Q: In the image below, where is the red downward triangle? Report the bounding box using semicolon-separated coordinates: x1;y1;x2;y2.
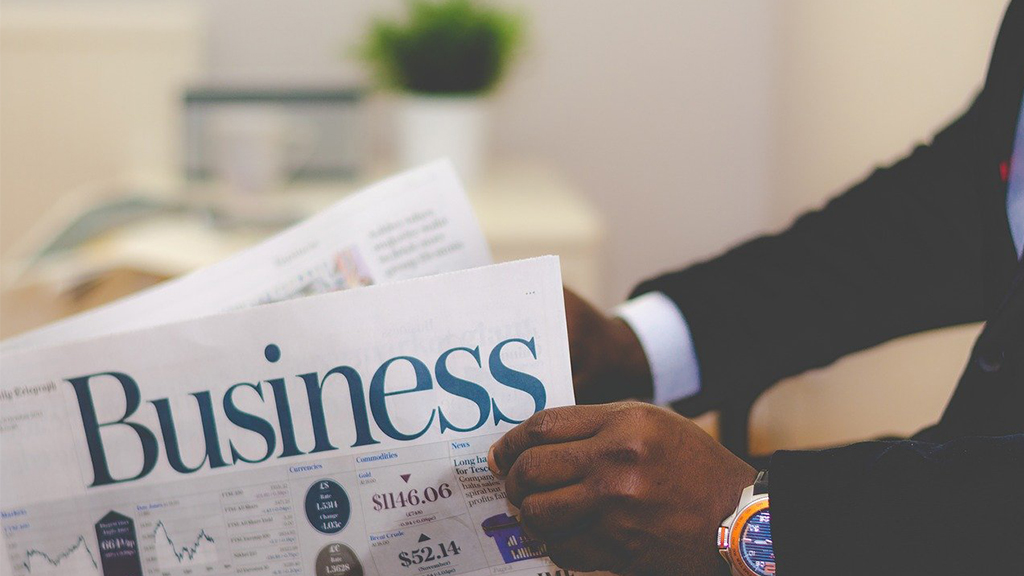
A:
400;474;412;483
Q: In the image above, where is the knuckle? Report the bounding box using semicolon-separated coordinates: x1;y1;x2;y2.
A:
617;400;653;422
604;438;646;465
592;473;619;504
595;468;645;505
526;410;558;442
609;402;668;442
516;449;540;479
505;457;537;507
614;469;647;503
491;440;511;472
518;497;548;534
518;496;540;520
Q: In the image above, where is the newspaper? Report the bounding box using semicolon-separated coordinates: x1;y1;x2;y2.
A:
0;257;578;576
1;160;491;353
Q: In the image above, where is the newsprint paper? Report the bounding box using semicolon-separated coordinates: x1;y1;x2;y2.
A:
1;160;492;353
0;256;579;576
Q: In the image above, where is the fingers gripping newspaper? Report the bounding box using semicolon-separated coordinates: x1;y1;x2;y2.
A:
0;163;593;576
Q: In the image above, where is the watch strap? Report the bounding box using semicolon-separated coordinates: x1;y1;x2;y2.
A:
753;469;769;496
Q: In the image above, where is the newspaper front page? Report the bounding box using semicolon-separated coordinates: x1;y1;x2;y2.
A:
1;257;578;576
1;160;491;353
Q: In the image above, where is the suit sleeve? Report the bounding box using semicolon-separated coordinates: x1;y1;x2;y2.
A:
632;97;989;415
769;433;1024;575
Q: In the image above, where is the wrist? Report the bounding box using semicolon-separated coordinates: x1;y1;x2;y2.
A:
605;317;654;400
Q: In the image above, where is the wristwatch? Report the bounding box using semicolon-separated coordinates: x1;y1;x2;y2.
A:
717;469;775;576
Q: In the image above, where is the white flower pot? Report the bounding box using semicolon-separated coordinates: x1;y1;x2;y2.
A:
397;94;488;184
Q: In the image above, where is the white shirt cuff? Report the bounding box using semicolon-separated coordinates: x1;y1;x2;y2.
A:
614;292;702;406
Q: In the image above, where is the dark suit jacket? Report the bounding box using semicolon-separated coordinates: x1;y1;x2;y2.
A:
632;3;1024;574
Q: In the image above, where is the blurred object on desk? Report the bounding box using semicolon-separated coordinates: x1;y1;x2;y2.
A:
0;162;605;339
184;83;368;192
0;2;205;259
2;182;304;293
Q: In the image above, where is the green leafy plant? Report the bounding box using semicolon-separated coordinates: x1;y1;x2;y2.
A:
360;0;524;95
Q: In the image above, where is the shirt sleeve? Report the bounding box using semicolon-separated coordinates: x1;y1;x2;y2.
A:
614;291;702;405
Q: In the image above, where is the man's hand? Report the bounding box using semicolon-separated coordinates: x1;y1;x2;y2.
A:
488;402;756;576
565;289;653;403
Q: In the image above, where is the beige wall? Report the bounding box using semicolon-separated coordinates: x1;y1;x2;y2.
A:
489;1;777;302
197;0;779;302
0;3;203;258
773;0;1006;224
752;0;1007;451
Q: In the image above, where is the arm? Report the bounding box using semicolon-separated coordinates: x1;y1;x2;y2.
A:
771;433;1024;575
634;99;989;414
570;100;992;411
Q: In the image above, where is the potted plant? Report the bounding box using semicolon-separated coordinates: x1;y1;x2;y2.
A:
360;0;523;183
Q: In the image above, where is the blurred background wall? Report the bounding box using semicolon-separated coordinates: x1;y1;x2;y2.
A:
755;0;1006;451
0;3;203;255
0;0;1011;451
196;0;1006;298
201;0;777;303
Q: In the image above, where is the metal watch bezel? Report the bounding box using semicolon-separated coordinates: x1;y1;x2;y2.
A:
718;485;771;576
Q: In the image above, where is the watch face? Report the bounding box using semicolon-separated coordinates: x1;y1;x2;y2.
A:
738;508;775;575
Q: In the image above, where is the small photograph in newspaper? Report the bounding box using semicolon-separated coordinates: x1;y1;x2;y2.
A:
0;257;581;576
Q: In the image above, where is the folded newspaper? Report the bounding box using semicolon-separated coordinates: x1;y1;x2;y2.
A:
0;163;586;576
1;161;492;353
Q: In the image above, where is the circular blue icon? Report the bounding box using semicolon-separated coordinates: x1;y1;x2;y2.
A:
264;344;281;363
305;479;351;534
